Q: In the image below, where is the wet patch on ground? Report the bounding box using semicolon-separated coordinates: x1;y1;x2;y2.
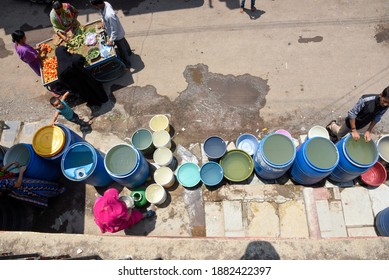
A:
298;36;323;43
375;23;389;45
94;63;269;147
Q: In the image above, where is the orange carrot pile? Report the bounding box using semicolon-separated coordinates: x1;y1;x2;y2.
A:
42;56;57;83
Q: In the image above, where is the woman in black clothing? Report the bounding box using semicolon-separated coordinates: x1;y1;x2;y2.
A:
55;46;108;106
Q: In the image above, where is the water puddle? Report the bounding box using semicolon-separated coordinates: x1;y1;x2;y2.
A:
375;24;389;44
298;36;323;43
99;63;269;146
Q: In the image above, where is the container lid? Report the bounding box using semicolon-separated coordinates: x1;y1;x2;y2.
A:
32;125;65;157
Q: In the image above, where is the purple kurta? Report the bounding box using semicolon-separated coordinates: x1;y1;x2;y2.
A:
15;43;41;76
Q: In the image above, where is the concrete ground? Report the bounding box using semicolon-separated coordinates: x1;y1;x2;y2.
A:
1;0;389;259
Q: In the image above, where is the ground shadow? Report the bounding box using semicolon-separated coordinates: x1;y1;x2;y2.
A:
1;0;206;35
240;241;280;260
129;54;145;75
31;176;86;234
243;8;265;20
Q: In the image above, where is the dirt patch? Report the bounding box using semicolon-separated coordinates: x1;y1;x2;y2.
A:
375;23;389;45
93;63;270;147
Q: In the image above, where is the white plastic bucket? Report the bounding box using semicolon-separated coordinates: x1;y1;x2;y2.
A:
149;115;170;132
153;147;173;167
308;125;330;140
152;130;171;149
377;134;389;164
145;183;167;205
154;166;175;188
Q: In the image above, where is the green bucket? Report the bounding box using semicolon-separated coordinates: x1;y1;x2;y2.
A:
220;149;254;182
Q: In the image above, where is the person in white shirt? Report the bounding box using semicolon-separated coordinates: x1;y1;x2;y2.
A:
90;0;133;68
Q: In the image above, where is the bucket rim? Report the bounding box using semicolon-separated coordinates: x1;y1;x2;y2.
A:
3;143;31;173
343;134;379;167
203;135;227;159
307;125;330;140
259;133;296;167
154;166;174;185
236;133;258;156
104;143;141;177
177;162;201;188
377;134;389;163
145;183;167;204
153;147;173;166
200;161;224;186
61;142;98;181
220;149;254;182
149;114;169;132
131;128;153;151
302;136;340;172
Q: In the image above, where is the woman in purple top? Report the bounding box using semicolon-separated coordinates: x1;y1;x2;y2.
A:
12;30;44;76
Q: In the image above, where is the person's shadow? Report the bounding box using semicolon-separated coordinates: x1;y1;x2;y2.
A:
240;241;280;260
129;54;145;75
242;8;266;20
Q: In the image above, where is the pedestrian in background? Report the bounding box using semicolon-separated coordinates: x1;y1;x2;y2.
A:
327;86;389;142
240;0;256;13
90;0;133;68
11;30;45;76
50;1;80;43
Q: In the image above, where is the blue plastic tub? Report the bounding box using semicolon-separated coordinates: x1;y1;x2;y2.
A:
3;143;61;181
328;134;378;183
200;161;224;187
375;207;389;236
177;162;201;188
104;143;150;188
236;133;258;156
203;136;227;160
254;133;296;180
290;137;339;185
61;142;113;187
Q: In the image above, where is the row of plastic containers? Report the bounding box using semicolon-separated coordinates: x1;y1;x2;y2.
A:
200;131;386;186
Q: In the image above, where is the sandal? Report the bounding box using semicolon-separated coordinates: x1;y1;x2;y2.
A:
251;6;256;12
145;210;156;218
326;120;337;130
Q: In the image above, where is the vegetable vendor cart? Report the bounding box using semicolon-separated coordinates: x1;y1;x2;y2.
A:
39;19;125;94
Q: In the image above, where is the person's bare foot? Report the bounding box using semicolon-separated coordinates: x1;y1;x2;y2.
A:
240;7;244;13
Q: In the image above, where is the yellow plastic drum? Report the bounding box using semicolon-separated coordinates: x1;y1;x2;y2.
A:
149;114;170;132
32;125;66;157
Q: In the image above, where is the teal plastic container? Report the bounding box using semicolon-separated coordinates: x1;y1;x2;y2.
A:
200;161;224;187
177;162;201;188
131;128;155;155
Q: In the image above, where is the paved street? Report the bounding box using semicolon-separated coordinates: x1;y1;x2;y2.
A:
0;0;389;259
